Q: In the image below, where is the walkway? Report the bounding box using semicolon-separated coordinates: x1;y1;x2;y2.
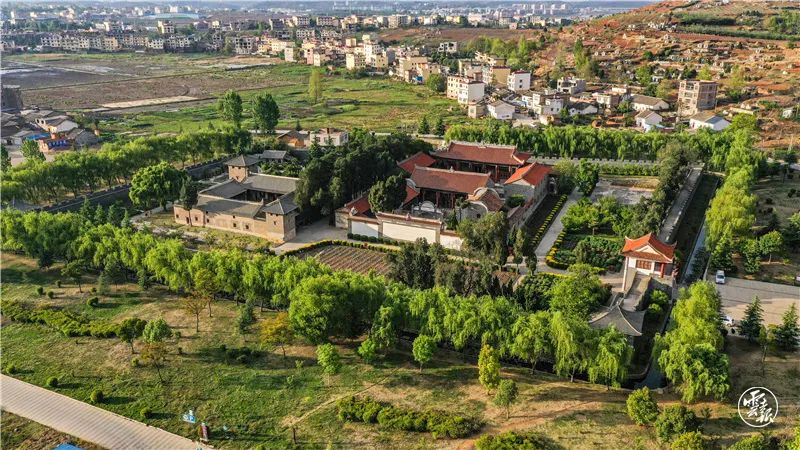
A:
0;375;204;450
658;166;702;244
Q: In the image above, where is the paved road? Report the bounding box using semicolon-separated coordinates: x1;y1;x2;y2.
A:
1;375;205;450
712;277;800;326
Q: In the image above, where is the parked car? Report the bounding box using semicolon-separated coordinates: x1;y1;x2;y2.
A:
715;270;726;284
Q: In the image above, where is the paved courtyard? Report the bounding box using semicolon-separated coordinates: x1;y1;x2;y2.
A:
589;179;653;205
710;276;800;326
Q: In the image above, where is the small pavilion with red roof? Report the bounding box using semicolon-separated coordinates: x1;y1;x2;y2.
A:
620;233;676;291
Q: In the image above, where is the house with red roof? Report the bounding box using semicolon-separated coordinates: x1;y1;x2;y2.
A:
433;141;529;182
620;233;676;291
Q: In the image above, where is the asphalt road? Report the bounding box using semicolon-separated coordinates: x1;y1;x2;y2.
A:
0;375;206;450
712;276;800;326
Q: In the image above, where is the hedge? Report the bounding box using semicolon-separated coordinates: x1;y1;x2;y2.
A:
476;431;561;450
530;195;568;249
1;300;120;338
545;231;570;270
336;395;482;439
347;233;402;246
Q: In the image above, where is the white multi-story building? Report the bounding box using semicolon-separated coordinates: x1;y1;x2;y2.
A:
446;76;485;106
346;52;366;70
507;70;531;92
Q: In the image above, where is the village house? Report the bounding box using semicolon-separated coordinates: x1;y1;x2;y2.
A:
678;80;718;116
309;128;349;146
689;111;730;131
173;156;300;242
507;70;531;92
631;94;669;112
446;76;485;106
635;110;663;131
557;76;587;95
487;100;515;120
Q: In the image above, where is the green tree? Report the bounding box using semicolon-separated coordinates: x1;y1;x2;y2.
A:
671;431;708;450
635;64;653;87
129;162;186;210
308;69;323;104
549;264;604;320
783;212;800;248
655;79;673;100
773;303;799;352
141;342;168;384
626;387;659;426
742;238;762;274
192;267;218;318
654;406;700;443
316;343;341;375
178;179;198;224
118;318;147;353
252;92;280;133
181;295;206;332
368;174;407;213
60;259;86;292
236;303;255;334
142;318;172;344
758;230;783;263
588;326;632;389
493;379;519;419
217;90;243;128
260;312;294;358
738;297;763;343
698;65;713;81
510;311;551;375
417;116;431;134
357;338;378;363
726;65;746;102
20;140;45;162
425;73;446;93
412;335;436;371
478;344;501;394
727;434;773;450
0;144;10;171
433;116;446;136
458;212;509;264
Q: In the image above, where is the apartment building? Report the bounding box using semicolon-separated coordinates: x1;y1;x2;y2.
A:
292;16;311;27
446;76;486;106
507;70;531;92
157;20;175;34
317;16;339;27
346;52;366;70
678;80;718;116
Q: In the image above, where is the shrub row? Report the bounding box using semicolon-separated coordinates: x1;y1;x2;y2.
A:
347;233;402;246
476;431;561;450
545;231;570;270
530;195;568;249
1;300;119;338
336;395;482;439
281;239;400;257
597;163;659;177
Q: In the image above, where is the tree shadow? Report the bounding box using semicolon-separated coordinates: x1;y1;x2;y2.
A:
104;396;135;406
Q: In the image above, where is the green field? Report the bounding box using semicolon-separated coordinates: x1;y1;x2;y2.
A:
103;65;471;134
2;253;798;449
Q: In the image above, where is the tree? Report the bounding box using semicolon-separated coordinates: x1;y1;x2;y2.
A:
129;162;186;210
655;79;673;100
742;238;761;274
478;344;501;394
726;65;746;102
236;303;255;334
178;179;198;224
96;271;110;295
316;343;341;375
783;212;800;248
758;231;783;263
367;174;407;213
698;65;712;81
671;432;708;450
773;303;799;352
549;264;604;320
739;297;763;343
357;338;378;363
217;90;243;128
141;342;168;384
433;116;445;136
510;311;551;374
588;326;632;389
61;259;86;292
252;92;280;133
308;69;323;104
20;140;45;162
412;335;436;371
118;318;147;354
137;267;152;291
0;144;10;171
425;73;446;93
417;116;431;134
389;238;444;289
193;267;218;318
626;387;659;426
654;406;700;443
635;64;653;87
142;318;172;344
493;379;519;419
727;434;774;450
260;312;294;358
181;295;206;332
458;212;509;264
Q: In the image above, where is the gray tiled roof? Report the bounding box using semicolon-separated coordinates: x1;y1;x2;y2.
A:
262;192;298;215
260;150;288;160
588;304;645;337
241;174;298;195
224;154;261;167
200;179;248;199
196;195;263;217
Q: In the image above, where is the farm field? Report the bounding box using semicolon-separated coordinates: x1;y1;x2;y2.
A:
4;53;470;134
298;245;392;276
2;253;797;449
1;411;104;450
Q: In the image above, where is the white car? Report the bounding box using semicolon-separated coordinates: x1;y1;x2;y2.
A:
715;270;726;284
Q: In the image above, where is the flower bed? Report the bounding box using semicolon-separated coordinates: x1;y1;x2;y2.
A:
530;195;568;248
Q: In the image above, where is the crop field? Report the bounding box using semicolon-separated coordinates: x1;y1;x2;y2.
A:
298;244;392;276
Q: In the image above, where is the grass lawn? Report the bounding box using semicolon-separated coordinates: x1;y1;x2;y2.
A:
1;411;105;450
2;253;797;449
89;63;474;135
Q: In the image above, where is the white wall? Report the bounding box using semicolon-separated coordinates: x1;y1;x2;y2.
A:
351;220;379;237
440;233;463;251
382;221;437;243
